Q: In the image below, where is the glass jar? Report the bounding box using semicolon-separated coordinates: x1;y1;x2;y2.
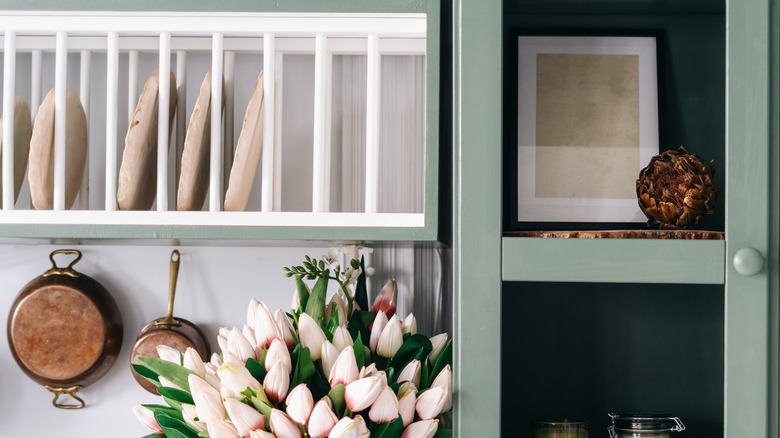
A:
607;413;685;438
531;420;588;438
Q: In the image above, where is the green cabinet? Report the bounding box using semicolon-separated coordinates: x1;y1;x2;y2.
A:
453;0;778;437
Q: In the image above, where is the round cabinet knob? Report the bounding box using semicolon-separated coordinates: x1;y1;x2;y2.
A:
733;247;764;276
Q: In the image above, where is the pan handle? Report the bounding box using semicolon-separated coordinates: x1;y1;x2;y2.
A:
43;249;82;278
160;250;181;326
45;385;85;409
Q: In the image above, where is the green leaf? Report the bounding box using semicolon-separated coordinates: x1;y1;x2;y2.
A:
326;304;340;339
136;357;196;393
154;411;200;438
353;332;365;369
305;272;330;327
355;256;369;311
157;387;194;405
433;429;453;438
429;339;453;388
142;404;184;422
163;396;184;411
142;434;161;438
250;395;273;418
348;310;371;349
198;431;210;438
290;346;316;390
371;416;404;438
309;367;332;402
420;355;431;389
131;363;161;386
389;334;433;371
246;357;267;383
328;383;346;417
295;276;310;311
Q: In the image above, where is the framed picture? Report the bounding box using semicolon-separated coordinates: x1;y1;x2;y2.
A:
505;30;663;230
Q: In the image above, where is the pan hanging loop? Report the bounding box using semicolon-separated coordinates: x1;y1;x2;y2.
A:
43;249;82;278
45;385;85;409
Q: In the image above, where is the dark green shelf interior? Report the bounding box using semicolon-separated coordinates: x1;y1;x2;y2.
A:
503;3;726;231
502;282;724;438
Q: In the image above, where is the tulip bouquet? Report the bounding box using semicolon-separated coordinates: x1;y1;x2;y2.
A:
132;247;453;438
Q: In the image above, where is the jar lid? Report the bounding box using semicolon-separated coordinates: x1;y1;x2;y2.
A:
609;413;686;432
532;419;588;429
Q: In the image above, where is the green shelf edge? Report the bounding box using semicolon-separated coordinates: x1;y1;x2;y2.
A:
502;236;726;284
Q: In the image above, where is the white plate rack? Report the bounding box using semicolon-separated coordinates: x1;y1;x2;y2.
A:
0;11;434;237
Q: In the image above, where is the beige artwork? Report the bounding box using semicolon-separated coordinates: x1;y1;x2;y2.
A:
535;53;639;199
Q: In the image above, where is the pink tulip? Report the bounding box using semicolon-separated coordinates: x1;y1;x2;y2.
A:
217;362;255;394
326;293;348;326
275;309;297;351
328;417;358;438
207;419;241;438
249;430;278;438
328;346;359;388
132;405;163;435
359;363;379;379
247;299;260;325
243;324;258;349
183;347;206;377
431;364;453;412
269;409;302;438
254;301;281;350
320;341;341;377
332;326;353;352
307;399;338;438
415;387;446;420
156;345;181;364
402;313;417;335
265;338;292;372
396;359;422;388
194;390;227;423
225;398;266;438
368;385;399;423
285;383;314;424
182;403;207;432
369;310;388;353
353;415;371;438
189;374;220;403
372;279;397;318
218;327;230;354
377;315;404;358
263;360;290;404
428;334;448;364
401;419;439;438
345;375;385;412
397;382;417;427
298;313;328;361
228;327;257;363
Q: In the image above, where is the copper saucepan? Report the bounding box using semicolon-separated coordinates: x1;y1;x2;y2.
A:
7;249;123;409
130;249;211;393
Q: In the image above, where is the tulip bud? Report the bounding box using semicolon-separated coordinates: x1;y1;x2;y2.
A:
402;313;417;335
263;360;291;404
298;313;328;361
182;403;207;432
285;383;314;424
397;383;417;427
372;279;397;318
431;364;453;412
247;299;260;326
249;430;277;438
183;347;206;377
195;390;227;423
326;293;348;327
132;405;163;435
369;310;388;353
368;385;399;423
401;419;439;438
265;338;292;372
359;363;379;379
332;326;353;352
415;387;446;420
344;375;385;412
228;327;257;363
254;301;281;350
397;359;422;388
218;361;254;394
377;315;404;358
320;341;340;378
156;345;181;364
189;373;219;401
210;352;223;368
353;415;371;438
275;309;297;351
207;419;241;438
269;409;302;438
225;398;266;438
428;333;448;364
243;324;258;348
328;346;359;388
308;398;339;438
329;417;358;438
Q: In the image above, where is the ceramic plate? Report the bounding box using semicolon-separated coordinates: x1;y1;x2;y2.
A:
177;69;214;211
0;96;32;204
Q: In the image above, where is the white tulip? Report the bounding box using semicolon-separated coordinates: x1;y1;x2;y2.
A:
377;315;404;358
332;326;354;352
369;310;388;353
298;313;328;361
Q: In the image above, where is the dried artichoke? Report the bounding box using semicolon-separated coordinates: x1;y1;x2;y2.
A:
636;146;718;229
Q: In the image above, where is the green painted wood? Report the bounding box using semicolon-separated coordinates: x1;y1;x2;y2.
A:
724;0;778;437
0;0;427;13
452;0;503;436
502;237;725;284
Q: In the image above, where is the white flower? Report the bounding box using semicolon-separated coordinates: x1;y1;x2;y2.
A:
377;315;404;358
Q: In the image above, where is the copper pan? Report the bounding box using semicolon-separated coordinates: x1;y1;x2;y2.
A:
7;249;123;409
130;250;211;393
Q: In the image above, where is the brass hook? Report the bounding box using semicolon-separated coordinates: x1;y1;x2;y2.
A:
45;385;85;409
43;249;82;278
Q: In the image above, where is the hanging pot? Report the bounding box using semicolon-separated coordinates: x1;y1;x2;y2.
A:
130;249;211;393
7;249;123;409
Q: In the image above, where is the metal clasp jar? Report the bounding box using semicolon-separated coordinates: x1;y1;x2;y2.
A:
607;413;685;438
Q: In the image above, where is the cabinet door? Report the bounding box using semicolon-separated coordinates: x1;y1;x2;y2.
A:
724;0;779;436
